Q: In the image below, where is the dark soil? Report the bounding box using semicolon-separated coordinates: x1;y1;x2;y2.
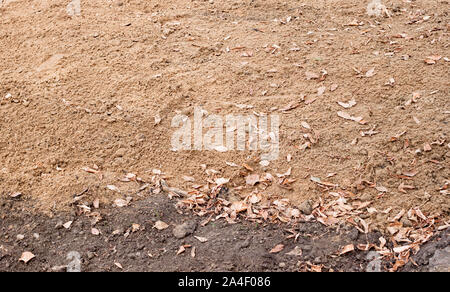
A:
0;193;446;272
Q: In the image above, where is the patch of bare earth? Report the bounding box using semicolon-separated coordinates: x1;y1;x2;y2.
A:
0;0;448;271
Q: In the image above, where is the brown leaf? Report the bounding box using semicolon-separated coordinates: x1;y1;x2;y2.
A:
317;86;326;96
10;192;22;199
339;244;355;255
398;183;415;193
337;99;356;109
305;71;319;80
194;236;208;243
114;262;123;269
246;174;260;186
365;68;375;77
270;244;285;254
304;96;317;105
154;220;169;230
63;221;73;229
177;246;186;255
19;252;35;264
337;111;364;123
286;246;303;256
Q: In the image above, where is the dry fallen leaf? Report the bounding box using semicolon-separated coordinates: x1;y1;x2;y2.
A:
304;96;317;105
19;251;35;264
270;244;285;254
249;194;261;204
82;167;99;174
63;221;73;229
339;244;355;255
425;55;441;64
177;246;186;255
317;86;326;96
154;114;162;125
114;262;123;269
10;192;22;199
114;198;128;208
215;178;230;186
131;224;140;233
337;99;356;109
246;174;260;186
106;185;121;193
337;111;364;123
301;121;311;129
305;71;319;80
365;68;375;77
154;220;169;230
286;246;303;256
194;236;208;243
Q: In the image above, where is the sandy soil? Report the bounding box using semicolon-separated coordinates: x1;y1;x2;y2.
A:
0;0;448;271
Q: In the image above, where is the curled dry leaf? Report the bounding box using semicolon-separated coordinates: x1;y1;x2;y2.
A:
398;183;415;193
359;218;369;234
337;99;356;109
10;192;22;199
425;55;441;65
82;167;99;174
114;262;123;270
19;251;35;264
154;114;162;125
280;101;299;112
246;174;260;186
337;111;364;123
304;95;317;105
339;244;355;255
177;246;186;255
194;236;208;243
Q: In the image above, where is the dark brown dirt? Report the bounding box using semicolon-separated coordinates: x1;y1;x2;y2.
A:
0;193;446;272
